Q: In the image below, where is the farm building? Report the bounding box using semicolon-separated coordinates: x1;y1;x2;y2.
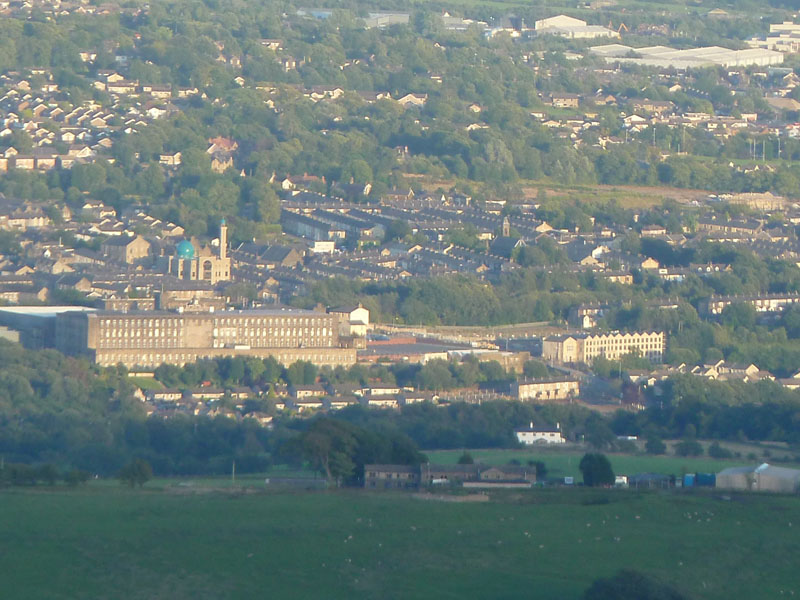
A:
716;463;800;493
363;464;536;489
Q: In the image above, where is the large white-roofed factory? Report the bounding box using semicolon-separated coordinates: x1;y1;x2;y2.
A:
534;14;620;39
590;43;784;68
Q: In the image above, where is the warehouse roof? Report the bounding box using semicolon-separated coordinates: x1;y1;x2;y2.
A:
590;44;784;68
719;463;800;479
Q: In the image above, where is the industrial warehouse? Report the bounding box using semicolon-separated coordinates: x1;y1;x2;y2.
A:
590;43;784;68
1;306;358;369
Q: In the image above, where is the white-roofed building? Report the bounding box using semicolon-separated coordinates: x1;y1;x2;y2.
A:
590;44;784;68
535;14;619;39
717;463;800;493
748;21;800;53
535;14;586;29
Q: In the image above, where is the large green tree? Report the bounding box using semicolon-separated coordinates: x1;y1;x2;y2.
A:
118;459;153;488
579;453;614;487
288;418;425;485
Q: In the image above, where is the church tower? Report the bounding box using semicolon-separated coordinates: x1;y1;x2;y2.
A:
502;216;510;237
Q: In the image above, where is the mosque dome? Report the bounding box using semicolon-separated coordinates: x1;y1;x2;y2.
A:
176;240;196;259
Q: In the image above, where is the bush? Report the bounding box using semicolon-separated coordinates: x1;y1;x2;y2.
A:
615;439;638;453
1;463;37;486
457;451;474;465
708;442;733;459
645;436;666;455
674;440;704;457
118;458;153;488
527;460;547;479
64;469;91;486
37;464;59;486
584;569;690;600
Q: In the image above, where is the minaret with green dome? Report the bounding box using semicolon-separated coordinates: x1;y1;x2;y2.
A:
219;218;227;261
161;219;231;283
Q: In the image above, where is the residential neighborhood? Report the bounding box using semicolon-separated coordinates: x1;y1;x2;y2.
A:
2;1;800;597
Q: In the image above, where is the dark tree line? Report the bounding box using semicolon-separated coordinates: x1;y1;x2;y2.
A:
3;338;800;480
281;417;425;485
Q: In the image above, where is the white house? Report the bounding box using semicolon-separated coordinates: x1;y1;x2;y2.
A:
623;114;648;128
515;422;566;445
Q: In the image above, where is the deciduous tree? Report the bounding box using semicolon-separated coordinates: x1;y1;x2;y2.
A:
118;458;153;488
579;453;614;487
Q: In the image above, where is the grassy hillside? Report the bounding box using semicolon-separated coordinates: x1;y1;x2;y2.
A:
2;486;799;599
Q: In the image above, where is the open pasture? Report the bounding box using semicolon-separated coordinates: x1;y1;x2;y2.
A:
2;485;799;599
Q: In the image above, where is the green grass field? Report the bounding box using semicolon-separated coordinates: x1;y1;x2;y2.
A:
2;486;800;599
89;466;321;491
127;376;164;391
425;447;799;480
